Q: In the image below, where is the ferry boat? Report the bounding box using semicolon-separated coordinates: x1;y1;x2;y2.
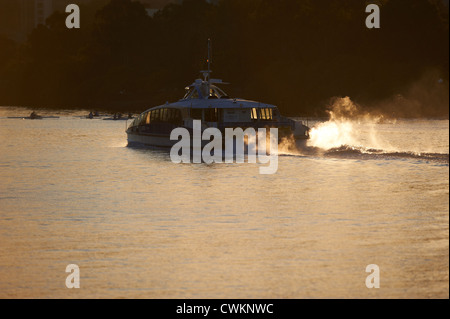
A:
127;42;310;148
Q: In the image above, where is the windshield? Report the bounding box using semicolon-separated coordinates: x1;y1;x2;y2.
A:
205;84;229;99
183;84;229;100
183;87;199;99
211;85;228;98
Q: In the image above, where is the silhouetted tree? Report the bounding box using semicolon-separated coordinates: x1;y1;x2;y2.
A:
0;0;447;116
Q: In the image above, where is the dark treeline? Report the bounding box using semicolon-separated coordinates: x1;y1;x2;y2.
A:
0;0;448;117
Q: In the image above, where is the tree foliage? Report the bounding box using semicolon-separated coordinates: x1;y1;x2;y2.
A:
0;0;448;116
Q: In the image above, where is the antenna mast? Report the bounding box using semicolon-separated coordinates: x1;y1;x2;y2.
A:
207;38;212;93
201;39;212;98
207;38;211;75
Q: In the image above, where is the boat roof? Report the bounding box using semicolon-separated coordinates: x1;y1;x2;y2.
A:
142;98;277;113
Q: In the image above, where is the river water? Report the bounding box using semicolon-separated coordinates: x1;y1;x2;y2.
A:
0;106;448;298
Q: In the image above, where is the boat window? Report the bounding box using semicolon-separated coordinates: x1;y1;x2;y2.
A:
139;108;182;125
138;113;146;126
259;108;266;120
209;85;227;98
171;109;182;125
208;88;219;99
151;110;156;122
200;84;209;99
215;86;229;98
205;108;218;122
191;108;202;120
259;108;273;121
191;89;199;99
183;87;199;100
207;85;229;99
173;109;178;123
251;108;258;120
183;87;192;100
184;87;198;99
184;84;229;100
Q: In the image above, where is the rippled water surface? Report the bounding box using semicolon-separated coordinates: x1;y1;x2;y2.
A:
0;107;448;298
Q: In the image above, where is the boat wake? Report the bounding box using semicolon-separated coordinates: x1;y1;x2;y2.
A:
279;97;449;164
323;145;448;163
279;141;449;164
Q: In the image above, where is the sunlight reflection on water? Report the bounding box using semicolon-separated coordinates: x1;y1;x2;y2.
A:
0;107;448;298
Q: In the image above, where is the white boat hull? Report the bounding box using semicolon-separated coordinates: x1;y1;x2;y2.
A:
127;133;175;148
